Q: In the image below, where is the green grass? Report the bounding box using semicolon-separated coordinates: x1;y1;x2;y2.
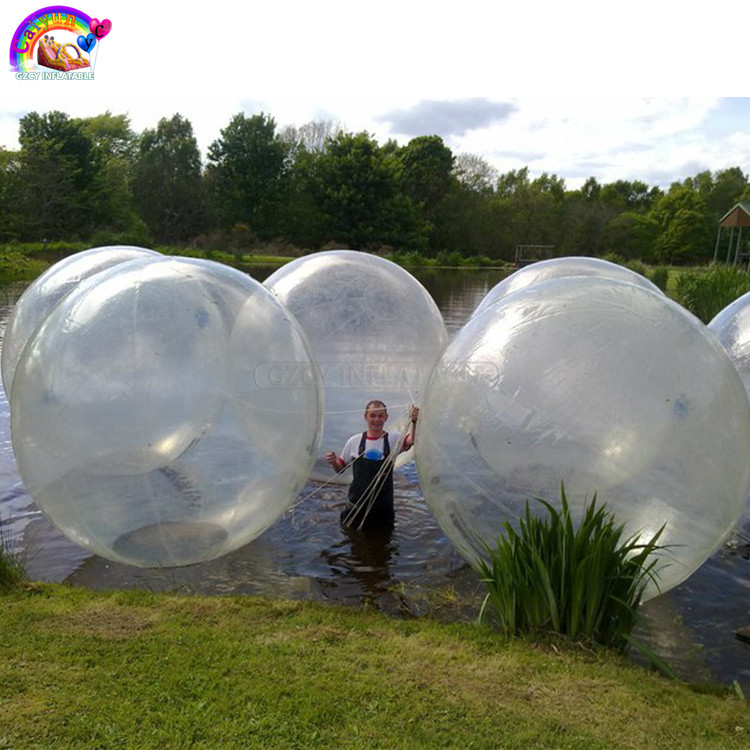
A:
474;487;665;653
0;584;747;750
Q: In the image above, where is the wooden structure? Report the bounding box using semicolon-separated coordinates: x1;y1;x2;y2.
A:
515;244;555;267
713;202;750;267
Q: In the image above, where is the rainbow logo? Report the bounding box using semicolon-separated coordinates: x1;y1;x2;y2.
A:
9;6;108;75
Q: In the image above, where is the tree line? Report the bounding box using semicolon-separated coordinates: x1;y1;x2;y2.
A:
1;110;748;265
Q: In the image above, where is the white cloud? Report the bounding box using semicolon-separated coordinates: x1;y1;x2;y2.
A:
2;2;748;190
378;99;517;138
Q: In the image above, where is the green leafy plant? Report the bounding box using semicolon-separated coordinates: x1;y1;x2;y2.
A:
0;515;27;592
675;265;750;323
649;266;670;291
475;485;666;652
623;258;648;277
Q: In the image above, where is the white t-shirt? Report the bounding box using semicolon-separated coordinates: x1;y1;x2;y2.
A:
341;431;405;466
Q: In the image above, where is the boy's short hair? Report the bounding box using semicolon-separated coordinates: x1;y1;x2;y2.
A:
364;399;387;413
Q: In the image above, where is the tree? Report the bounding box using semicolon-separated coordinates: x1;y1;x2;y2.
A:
453;153;499;195
207;112;289;239
604;212;660;261
75;112;145;241
491;168;567;254
650;186;713;264
600;180;661;211
279;119;343;155
398;135;456;252
684;167;748;220
15;111;97;239
0;148;22;240
305;131;426;250
580;177;602;202
133;114;205;243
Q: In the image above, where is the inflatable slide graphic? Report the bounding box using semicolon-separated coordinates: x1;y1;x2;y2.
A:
37;35;90;72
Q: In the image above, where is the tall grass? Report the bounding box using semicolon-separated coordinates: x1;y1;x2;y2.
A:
0;515;28;591
675;265;750;323
475;485;665;652
649;266;669;291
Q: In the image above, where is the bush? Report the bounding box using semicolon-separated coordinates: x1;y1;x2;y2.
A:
675;265;750;323
474;485;665;652
623;259;648;277
465;255;497;267
435;250;465;267
399;250;429;267
0;246;49;284
601;252;626;266
90;217;152;249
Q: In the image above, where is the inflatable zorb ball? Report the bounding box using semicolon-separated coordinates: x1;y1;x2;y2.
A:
416;276;750;598
472;256;663;319
10;256;322;567
1;245;160;395
265;250;448;473
708;291;750;398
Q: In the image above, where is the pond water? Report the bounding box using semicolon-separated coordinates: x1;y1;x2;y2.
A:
1;265;749;690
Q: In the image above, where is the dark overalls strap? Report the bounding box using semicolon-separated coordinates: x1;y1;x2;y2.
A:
345;432;394;529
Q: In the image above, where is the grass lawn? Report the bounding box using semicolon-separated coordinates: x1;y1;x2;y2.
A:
0;585;747;749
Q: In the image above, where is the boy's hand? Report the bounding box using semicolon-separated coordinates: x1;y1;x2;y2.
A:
409;405;420;424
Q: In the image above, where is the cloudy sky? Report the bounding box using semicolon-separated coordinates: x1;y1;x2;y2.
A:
4;1;748;190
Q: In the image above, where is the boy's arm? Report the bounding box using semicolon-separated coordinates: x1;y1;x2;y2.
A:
402;405;419;450
325;451;346;472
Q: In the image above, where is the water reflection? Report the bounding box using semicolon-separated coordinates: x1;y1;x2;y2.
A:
323;522;401;607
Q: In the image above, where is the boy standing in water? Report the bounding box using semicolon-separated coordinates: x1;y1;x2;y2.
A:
325;401;419;529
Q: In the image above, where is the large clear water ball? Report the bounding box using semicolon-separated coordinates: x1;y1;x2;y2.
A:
11;256;322;567
472;256;663;319
265;250;448;474
415;276;750;598
708;290;750;398
1;245;160;395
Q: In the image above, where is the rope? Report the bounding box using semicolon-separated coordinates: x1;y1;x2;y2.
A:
323;402;414;416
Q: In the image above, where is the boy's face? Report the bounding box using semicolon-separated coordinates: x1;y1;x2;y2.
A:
364;407;388;431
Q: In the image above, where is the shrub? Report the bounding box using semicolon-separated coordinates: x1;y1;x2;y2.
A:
0;247;49;284
466;255;497;267
90;217;152;249
474;485;665;652
624;259;648;277
435;250;465;267
675;265;750;323
399;250;428;267
601;252;626;266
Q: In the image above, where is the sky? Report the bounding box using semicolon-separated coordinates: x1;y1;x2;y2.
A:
3;1;749;191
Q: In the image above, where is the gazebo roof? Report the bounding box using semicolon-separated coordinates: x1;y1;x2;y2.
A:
719;202;750;228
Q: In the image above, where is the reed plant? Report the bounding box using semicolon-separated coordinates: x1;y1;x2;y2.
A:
475;485;665;652
649;266;670;291
0;515;28;591
675;265;750;323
